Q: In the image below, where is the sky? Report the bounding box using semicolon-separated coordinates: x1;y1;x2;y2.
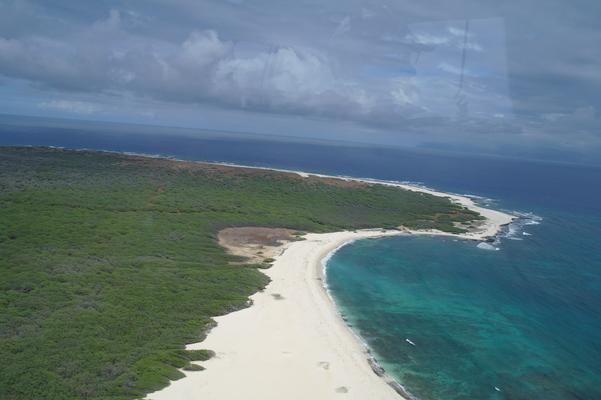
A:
0;0;600;164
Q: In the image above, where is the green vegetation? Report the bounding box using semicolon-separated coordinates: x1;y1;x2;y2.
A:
0;147;481;399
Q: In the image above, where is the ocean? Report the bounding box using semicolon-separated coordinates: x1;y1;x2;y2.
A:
2;117;601;399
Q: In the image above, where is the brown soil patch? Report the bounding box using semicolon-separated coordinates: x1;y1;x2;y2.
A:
218;227;303;264
115;152;369;188
304;175;366;188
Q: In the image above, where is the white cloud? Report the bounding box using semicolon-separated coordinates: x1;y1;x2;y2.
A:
463;42;483;52
0;15;369;115
212;46;374;114
390;78;419;106
438;62;463;75
179;30;231;69
404;33;450;46
333;16;351;37
448;26;469;37
361;8;376;19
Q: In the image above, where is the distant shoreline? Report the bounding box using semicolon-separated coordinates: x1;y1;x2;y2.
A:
36;145;516;240
203;161;515;241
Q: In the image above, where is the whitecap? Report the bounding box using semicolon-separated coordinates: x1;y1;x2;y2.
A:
477;242;499;251
500;211;542;241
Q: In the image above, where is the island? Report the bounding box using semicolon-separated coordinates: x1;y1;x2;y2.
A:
0;147;513;400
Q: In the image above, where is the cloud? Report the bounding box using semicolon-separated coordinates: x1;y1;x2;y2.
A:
39;100;102;114
389;78;420;107
332;16;351;37
402;25;483;52
361;8;376;19
0;11;384;122
438;62;464;75
437;62;479;76
180;30;231;69
404;33;450;46
463;42;483;52
448;26;467;37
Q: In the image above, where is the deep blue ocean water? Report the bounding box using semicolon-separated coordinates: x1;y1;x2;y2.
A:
2;118;601;399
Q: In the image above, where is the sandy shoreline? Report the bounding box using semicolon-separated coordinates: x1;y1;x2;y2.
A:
189;158;513;241
302;173;514;241
148;230;411;400
143;159;515;400
147;226;513;399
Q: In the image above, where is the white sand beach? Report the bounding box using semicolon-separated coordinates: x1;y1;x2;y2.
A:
147;169;515;400
148;230;408;400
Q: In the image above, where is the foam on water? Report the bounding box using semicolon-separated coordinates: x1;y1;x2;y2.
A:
477;242;499;251
499;212;543;241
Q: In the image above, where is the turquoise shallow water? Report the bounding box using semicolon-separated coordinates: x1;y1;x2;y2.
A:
326;209;601;400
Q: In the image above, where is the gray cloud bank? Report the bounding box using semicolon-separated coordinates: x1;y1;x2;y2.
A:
1;0;600;162
0;7;372;117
